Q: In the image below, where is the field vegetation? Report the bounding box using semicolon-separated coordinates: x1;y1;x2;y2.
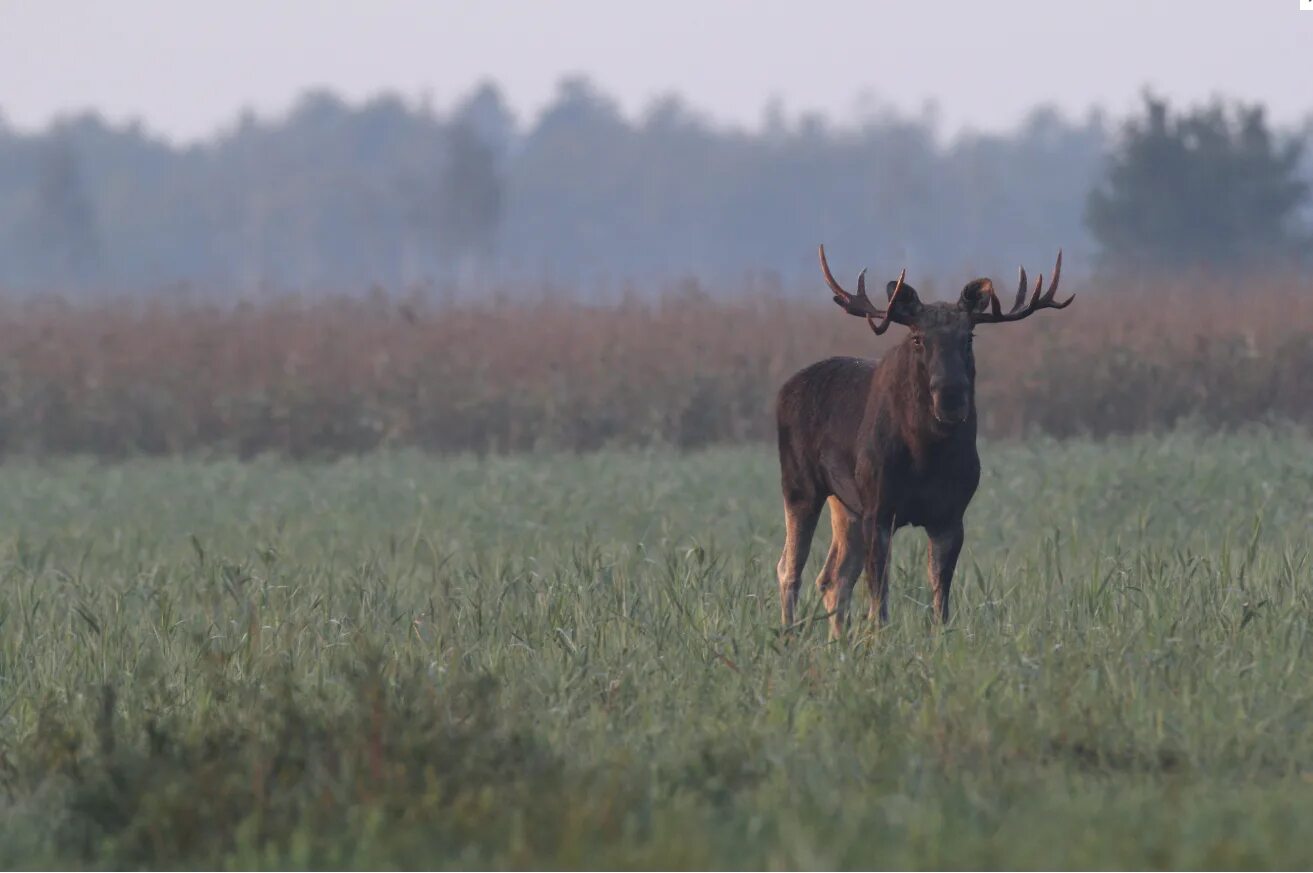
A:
1;273;1311;458
2;432;1313;867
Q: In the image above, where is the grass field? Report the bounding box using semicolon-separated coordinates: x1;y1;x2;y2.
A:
3;430;1313;868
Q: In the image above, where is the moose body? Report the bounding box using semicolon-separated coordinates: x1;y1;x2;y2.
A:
776;246;1071;636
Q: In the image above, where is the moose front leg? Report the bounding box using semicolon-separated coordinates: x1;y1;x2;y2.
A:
926;521;964;623
861;514;893;626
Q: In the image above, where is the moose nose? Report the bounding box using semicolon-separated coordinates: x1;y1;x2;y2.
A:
931;385;970;422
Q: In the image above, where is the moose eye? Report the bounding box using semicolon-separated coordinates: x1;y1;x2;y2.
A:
911;336;924;349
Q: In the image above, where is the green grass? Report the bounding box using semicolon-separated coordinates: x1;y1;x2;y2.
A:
3;430;1313;868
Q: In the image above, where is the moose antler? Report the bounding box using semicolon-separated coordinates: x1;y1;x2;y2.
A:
972;250;1074;324
818;244;908;336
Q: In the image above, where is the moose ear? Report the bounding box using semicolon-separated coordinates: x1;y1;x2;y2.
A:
958;278;994;313
885;279;923;322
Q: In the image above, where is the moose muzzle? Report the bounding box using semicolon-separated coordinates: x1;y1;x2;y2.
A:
930;385;971;425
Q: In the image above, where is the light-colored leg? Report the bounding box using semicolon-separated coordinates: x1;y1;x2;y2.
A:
821;498;866;639
777;498;821;628
813;496;846;603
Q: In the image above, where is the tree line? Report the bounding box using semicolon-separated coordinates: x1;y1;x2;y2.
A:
0;79;1307;296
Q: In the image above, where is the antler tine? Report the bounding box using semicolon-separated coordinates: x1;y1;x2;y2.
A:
868;269;907;335
1010;267;1030;315
1045;249;1074;308
973;249;1075;324
818;244;916;335
818;244;886;320
817;244;849;305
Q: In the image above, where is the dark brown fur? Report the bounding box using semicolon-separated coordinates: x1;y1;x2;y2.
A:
778;248;1070;635
775;282;985;635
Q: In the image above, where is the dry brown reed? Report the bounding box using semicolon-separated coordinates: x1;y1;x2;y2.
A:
1;274;1311;457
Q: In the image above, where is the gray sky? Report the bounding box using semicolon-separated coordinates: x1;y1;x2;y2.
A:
1;0;1308;143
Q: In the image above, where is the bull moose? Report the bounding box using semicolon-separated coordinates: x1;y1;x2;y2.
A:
776;245;1073;636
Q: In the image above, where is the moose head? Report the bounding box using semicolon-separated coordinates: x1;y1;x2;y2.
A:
818;245;1072;426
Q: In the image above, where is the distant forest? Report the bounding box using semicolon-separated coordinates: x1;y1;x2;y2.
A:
0;78;1309;297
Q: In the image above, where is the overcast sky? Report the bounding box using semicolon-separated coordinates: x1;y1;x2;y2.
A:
0;0;1307;144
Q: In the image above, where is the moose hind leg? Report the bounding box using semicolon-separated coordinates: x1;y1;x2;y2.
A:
777;496;822;628
821;498;865;639
813;540;840;607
